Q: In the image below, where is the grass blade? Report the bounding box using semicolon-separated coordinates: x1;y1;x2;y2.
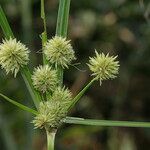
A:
56;0;71;86
69;79;96;110
0;93;38;115
0;6;14;39
56;0;71;37
64;117;150;128
56;0;64;36
21;67;41;108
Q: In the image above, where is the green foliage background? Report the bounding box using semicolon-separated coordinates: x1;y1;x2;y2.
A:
0;0;150;149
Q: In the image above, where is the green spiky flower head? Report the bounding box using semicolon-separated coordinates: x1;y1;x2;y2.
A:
0;38;29;77
51;86;72;103
87;50;119;84
33;87;73;129
32;65;58;93
33;101;68;129
44;36;76;68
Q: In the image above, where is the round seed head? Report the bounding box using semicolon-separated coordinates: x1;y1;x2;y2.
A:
32;65;58;93
32;101;68;129
44;36;76;68
0;38;29;77
51;86;72;103
87;50;119;84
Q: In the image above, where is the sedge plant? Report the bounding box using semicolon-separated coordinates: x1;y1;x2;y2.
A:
0;1;150;150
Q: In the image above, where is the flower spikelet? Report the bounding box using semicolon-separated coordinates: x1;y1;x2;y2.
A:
51;86;72;104
88;50;119;84
33;101;68;129
0;38;29;77
44;36;76;68
32;65;58;93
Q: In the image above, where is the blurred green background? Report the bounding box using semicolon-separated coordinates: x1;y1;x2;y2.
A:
0;0;150;149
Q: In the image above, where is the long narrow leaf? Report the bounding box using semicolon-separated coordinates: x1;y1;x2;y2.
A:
0;6;41;108
56;0;64;36
56;0;71;37
64;117;150;128
0;6;14;39
61;0;71;36
0;93;38;115
69;79;96;110
21;67;41;108
56;0;71;86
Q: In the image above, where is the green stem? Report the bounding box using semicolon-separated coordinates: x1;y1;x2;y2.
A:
0;6;14;39
64;117;150;128
41;0;48;64
21;66;41;109
57;66;64;87
69;78;96;110
46;130;56;150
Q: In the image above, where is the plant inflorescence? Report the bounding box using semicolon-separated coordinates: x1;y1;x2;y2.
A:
0;33;119;150
0;36;119;131
0;1;149;150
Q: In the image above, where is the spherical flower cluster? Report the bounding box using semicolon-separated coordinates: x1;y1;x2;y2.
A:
0;38;29;77
33;101;68;129
32;65;58;93
33;87;73;129
51;86;72;103
44;36;76;68
88;50;119;84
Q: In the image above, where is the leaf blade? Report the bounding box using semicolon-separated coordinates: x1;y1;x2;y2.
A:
64;117;150;128
0;6;14;39
21;67;41;108
68;79;96;110
56;0;71;37
56;0;71;87
0;93;38;115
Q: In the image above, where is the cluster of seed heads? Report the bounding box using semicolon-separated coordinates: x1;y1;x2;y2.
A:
33;87;72;129
0;36;119;129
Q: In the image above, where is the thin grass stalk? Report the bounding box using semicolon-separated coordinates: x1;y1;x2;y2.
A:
21;67;41;108
41;0;48;64
69;78;96;110
65;117;150;128
0;6;14;39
